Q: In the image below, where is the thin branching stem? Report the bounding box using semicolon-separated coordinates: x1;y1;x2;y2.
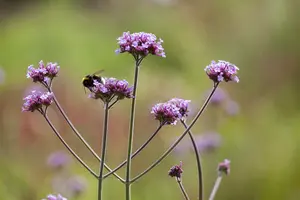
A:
125;57;142;200
181;120;203;200
208;176;223;200
103;124;164;179
108;99;119;109
42;113;98;178
48;88;124;182
98;102;109;200
131;83;219;183
176;178;190;200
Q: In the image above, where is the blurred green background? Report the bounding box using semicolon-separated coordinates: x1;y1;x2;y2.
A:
1;0;300;199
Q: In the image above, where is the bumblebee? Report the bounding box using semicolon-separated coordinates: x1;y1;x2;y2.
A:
82;70;105;92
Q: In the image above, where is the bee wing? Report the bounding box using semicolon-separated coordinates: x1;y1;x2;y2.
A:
92;69;105;75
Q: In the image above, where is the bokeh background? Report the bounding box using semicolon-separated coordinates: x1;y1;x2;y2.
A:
1;0;300;199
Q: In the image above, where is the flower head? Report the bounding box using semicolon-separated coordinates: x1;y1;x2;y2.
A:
22;90;54;112
104;78;134;100
47;151;71;169
205;60;239;83
168;162;183;178
218;159;231;175
115;31;166;58
42;194;67;200
89;78;133;103
168;98;191;119
151;102;181;125
26;60;60;84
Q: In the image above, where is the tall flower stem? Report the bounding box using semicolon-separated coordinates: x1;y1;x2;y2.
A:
103;124;163;179
42;113;98;178
48;88;124;182
176;178;190;200
208;176;223;200
181;120;203;200
131;83;219;183
125;58;142;200
98;102;109;200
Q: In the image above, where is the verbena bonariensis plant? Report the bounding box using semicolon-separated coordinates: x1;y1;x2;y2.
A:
22;31;239;200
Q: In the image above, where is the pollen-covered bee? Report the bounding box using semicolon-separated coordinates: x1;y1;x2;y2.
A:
82;70;105;92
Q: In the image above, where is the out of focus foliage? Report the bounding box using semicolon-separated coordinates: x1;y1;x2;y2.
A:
1;0;300;199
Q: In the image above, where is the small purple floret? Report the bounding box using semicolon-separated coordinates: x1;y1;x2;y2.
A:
168;162;183;178
116;31;166;58
151;98;191;125
26;60;60;84
89;78;133;102
42;194;67;200
151;102;181;125
22;90;54;112
218;159;231;175
205;60;239;83
168;98;191;119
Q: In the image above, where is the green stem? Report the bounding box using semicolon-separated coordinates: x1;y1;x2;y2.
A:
208;176;223;200
42;113;98;178
98;102;109;200
176;178;190;200
48;88;124;182
131;83;219;183
181;120;203;200
103;124;163;179
125;58;142;200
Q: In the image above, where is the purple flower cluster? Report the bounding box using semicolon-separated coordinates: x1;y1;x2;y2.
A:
89;78;133;102
168;98;191;119
168;162;183;178
42;194;67;200
218;159;231;175
151;98;190;125
22;90;54;112
27;60;60;84
205;60;239;83
115;31;166;58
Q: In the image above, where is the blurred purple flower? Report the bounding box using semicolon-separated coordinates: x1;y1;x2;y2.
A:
22;91;54;112
47;151;71;169
42;194;67;200
151;102;181;125
116;31;166;58
195;132;222;153
0;67;5;85
205;60;239;83
168;98;191;120
168;161;183;178
67;176;87;197
26;60;60;84
89;78;133;102
208;88;227;105
218;159;231;175
225;100;240;116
